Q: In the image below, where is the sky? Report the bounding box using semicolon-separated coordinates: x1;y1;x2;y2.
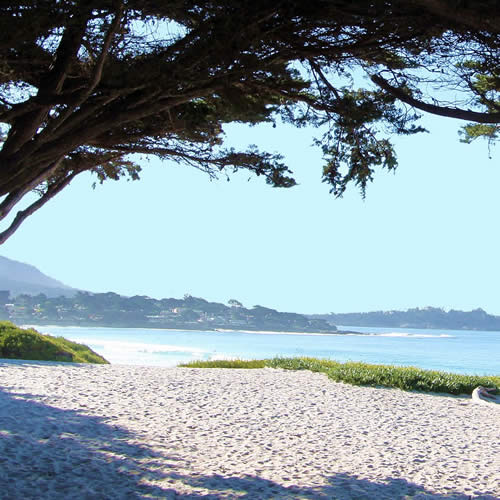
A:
1;113;499;315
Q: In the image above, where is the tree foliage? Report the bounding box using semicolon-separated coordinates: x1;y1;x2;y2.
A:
0;1;499;241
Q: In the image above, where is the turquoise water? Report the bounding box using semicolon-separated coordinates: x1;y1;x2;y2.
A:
28;324;500;375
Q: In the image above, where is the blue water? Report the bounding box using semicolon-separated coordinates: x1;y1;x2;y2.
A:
27;324;500;375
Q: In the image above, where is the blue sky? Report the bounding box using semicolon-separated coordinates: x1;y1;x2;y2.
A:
1;113;499;315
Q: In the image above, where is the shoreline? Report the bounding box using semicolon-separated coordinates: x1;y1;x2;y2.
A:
0;362;499;498
23;323;361;336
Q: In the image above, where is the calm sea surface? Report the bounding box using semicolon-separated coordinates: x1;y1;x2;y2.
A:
26;324;500;375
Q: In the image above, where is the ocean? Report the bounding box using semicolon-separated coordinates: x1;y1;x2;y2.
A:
26;324;500;375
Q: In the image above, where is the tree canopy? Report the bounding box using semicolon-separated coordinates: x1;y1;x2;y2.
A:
0;0;499;242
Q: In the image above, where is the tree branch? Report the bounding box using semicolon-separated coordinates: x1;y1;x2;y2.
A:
309;59;342;100
49;3;125;132
0;8;91;157
110;144;226;166
0;159;62;221
0;170;79;244
371;74;500;124
409;0;500;32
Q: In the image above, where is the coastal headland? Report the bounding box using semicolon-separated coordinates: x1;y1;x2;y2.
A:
1;361;498;499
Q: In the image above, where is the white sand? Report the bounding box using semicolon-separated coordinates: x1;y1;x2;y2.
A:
0;360;499;499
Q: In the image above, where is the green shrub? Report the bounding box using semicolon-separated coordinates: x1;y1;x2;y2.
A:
180;359;268;369
0;321;108;364
179;356;499;395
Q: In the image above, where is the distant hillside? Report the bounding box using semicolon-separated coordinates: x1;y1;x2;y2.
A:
309;307;500;331
5;291;338;333
0;257;337;333
0;256;79;299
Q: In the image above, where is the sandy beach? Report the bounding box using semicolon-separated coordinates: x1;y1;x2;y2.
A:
0;360;499;499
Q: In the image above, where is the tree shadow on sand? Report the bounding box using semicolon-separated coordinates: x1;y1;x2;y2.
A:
0;387;181;498
165;471;498;499
0;385;497;499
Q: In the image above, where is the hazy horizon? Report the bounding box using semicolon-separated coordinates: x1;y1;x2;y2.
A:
4;252;498;317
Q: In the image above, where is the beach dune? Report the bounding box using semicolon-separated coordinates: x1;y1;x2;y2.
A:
0;360;498;499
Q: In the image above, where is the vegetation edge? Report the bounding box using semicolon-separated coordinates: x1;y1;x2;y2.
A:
179;357;500;396
0;321;108;364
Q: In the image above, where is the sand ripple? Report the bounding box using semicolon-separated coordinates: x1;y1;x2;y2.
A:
0;360;498;499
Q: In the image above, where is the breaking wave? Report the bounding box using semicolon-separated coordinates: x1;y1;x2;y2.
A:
372;332;454;338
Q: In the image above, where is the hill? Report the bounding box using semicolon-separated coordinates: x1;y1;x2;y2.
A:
0;256;79;298
309;307;500;331
4;256;499;332
4;292;338;333
0;257;336;333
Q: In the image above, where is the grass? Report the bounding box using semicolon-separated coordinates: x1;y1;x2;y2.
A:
0;321;109;364
179;357;500;395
